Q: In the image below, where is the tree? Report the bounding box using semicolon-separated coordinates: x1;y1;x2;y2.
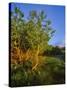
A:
20;10;55;69
11;7;55;69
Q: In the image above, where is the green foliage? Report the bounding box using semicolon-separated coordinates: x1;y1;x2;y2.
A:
10;6;65;87
11;6;55;53
11;57;65;87
11;6;24;50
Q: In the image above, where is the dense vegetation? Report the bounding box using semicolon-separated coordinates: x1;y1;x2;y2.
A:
10;6;65;87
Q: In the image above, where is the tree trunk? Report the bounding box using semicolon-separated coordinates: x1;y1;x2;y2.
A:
32;45;39;70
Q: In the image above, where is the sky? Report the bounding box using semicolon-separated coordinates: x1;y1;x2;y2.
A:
10;3;65;47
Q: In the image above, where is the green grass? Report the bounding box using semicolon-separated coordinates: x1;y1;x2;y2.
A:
10;56;65;87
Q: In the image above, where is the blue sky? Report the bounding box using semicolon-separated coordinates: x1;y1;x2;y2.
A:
10;3;65;47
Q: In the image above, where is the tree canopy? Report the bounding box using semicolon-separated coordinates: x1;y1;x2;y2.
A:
11;7;55;54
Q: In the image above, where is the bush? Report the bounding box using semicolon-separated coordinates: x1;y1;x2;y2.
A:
10;57;65;87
